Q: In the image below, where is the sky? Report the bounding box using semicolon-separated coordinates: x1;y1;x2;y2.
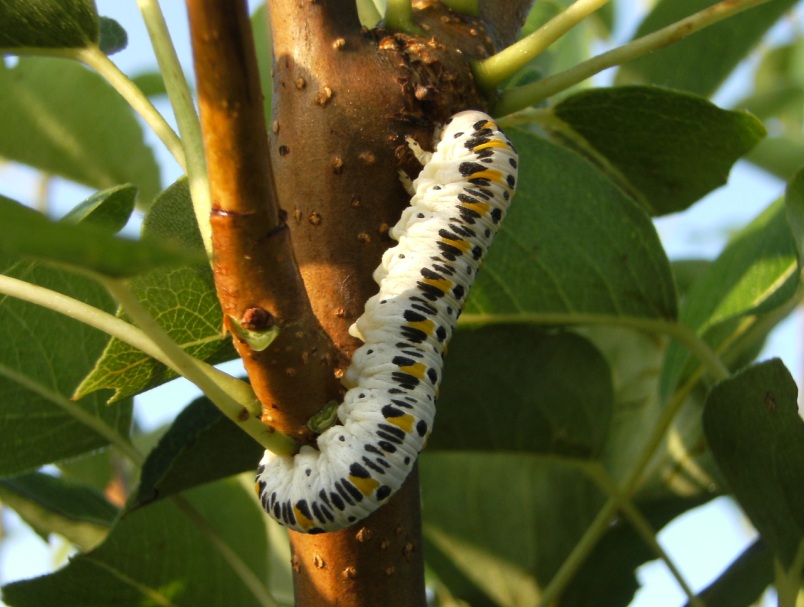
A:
0;2;799;606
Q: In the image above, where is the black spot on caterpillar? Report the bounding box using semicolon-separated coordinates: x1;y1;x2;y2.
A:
255;110;518;533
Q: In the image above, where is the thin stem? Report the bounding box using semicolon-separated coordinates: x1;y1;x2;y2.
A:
171;495;279;607
588;465;704;607
75;46;187;171
0;363;145;467
458;312;731;382
775;541;804;607
0;274;170;365
0;273;290;452
462;311;728;599
536;494;620;607
540;370;713;604
34;173;52;214
474;0;609;89
385;0;425;35
136;0;213;255
0;273;259;416
356;0;383;27
103;278;297;455
495;0;772;115
625;368;705;498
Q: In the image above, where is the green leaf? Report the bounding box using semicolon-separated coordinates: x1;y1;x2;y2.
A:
463;128;677;320
550;86;766;216
0;258;132;475
573;325;725;501
754;40;804;91
75;179;235;402
740;41;804;133
1;478;269;607
672;259;712;301
737;41;804;181
682;540;774;607
61;183;136;233
423;327;719;606
0;0;98;49
565;495;712;607
421;453;605;607
98;16;127;55
737;85;804;126
0;195;201;277
57;449;119;495
615;0;799;97
0;58;161;203
746;137;804;182
661;199;800;397
784;168;804;260
703;359;804;569
130;70;167;98
431;327;613;458
0;472;117;551
132;397;262;508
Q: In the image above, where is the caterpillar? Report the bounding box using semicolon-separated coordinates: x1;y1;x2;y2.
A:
256;110;518;533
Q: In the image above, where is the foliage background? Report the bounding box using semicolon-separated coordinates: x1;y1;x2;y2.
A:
0;1;801;606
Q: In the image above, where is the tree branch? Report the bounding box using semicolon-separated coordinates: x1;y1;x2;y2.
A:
495;0;772;115
187;0;344;443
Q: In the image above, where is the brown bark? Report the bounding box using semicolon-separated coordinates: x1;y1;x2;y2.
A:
268;2;501;604
269;0;492;351
189;0;532;605
188;0;343;442
290;467;425;607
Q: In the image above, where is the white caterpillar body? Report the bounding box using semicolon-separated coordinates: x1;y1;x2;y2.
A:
256;111;518;533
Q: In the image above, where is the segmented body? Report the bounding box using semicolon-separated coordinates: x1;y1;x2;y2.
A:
256;111;518;533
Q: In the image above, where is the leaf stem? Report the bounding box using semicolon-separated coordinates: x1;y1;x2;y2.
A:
136;0;213;255
627;368;706;498
0;363;145;467
775;540;804;607
494;0;772;115
75;46;187;172
171;494;279;607
588;465;704;607
473;0;609;91
385;0;426;35
0;273;255;409
536;493;620;607
0;273;293;453
0;274;168;366
103;278;297;455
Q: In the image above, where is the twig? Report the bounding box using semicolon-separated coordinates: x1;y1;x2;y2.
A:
495;0;772;115
474;0;609;89
77;47;186;171
588;465;705;607
0;273;261;418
